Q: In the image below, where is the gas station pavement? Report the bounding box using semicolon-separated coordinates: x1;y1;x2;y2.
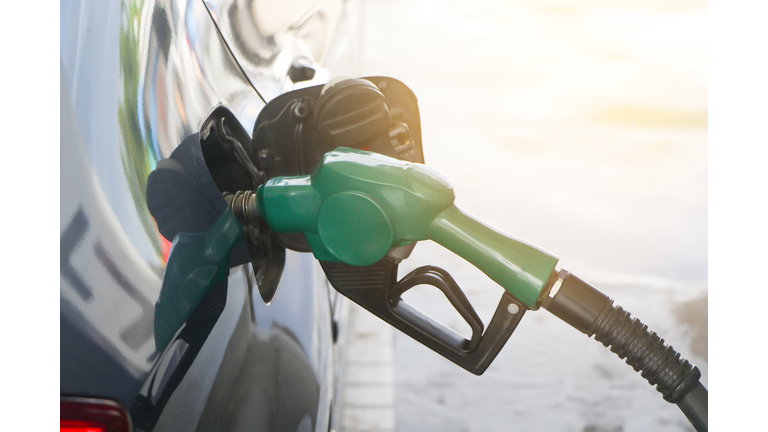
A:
338;302;396;432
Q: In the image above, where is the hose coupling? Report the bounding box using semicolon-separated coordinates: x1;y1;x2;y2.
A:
224;190;260;224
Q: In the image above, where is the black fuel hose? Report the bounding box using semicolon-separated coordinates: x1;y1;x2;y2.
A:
542;271;707;432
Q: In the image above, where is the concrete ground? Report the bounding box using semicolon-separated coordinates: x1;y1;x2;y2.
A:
353;0;707;431
338;302;396;432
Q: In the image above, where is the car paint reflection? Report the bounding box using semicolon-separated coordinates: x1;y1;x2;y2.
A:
204;0;343;101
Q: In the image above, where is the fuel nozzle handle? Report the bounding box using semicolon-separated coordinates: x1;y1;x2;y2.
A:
246;147;558;309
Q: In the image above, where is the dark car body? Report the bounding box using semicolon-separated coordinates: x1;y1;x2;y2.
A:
60;0;361;430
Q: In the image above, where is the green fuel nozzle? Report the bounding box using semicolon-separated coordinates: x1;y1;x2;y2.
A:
209;76;706;431
240;147;558;309
151;78;704;431
229;146;706;431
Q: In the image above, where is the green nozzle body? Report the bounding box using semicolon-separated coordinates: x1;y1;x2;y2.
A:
256;148;558;308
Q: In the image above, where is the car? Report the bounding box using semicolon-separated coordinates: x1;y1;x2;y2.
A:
60;0;362;430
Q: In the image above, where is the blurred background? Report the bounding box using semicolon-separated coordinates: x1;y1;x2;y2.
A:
357;0;707;431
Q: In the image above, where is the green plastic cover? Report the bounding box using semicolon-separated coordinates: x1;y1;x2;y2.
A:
257;148;558;308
